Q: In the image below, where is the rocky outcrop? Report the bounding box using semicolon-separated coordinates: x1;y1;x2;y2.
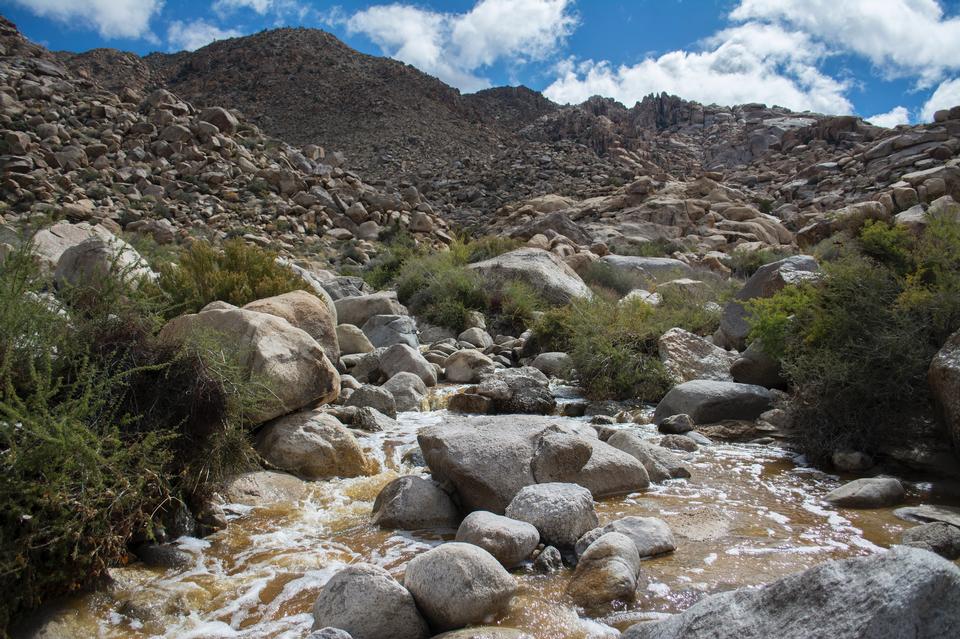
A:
929;329;960;453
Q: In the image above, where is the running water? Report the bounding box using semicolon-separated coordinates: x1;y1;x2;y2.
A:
34;389;938;639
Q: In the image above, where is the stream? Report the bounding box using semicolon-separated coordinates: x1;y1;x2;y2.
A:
33;386;951;639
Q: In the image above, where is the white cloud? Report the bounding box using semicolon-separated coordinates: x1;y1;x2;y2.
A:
346;0;576;92
167;19;242;52
214;0;273;14
866;105;911;127
731;0;960;86
921;78;960;121
543;23;852;113
9;0;162;40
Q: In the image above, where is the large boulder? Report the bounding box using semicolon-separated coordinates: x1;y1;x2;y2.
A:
31;221;115;274
335;292;407;327
312;564;429;639
54;236;153;290
220;470;307;507
824;477;906;508
600;255;694;282
419;416;649;513
371;476;460;530
403;543;517;632
658;328;737;383
469;248;592;305
929;329;960;453
380;344;437;387
474;367;556;414
719;256;819;349
444;350;495;383
567;532;641;608
606;431;691;481
383;372;428;411
653;380;772;425
256;410;371;480
530;352;574;378
730;340;786;388
159;307;340;423
902;522;960;559
362;314;419;349
244;290;339;364
576;516;676;559
455;511;540;568
622;546;960;639
504;482;598;548
338;324;375;355
345;384;397;418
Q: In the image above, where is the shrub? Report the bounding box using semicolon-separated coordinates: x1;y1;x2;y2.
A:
361;231;421;289
723;247;793;278
581;261;644;296
489;280;544;334
157;238;303;316
464;236;522;263
858;219;914;274
609;238;678;257
395;251;488;332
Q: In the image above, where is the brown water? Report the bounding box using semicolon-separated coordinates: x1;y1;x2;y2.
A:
35;394;944;639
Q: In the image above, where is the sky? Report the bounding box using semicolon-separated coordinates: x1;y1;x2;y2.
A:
4;0;960;126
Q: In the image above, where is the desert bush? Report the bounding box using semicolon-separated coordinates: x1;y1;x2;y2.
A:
157;238;303;316
489;280;544;334
361;230;421;289
581;261;644;296
464;235;522;263
395;250;489;332
723;246;793;278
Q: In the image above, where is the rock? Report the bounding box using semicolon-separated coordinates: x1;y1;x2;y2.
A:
419;416;649;513
894;504;960;528
567;532;641;608
31;221;115;273
131;543;192;569
444;350;495;383
476;367;556;414
362;314;419;349
345;384;397;418
335;292;407;327
577;516;676;559
455;511;540;568
54;236;153;290
403;543;517;632
244;290;339;364
658;328;736;383
448;392;494;414
338;324;375;355
622;546;960;639
159;307;339;424
658;414;695;434
902;522;960;559
504;482;599;548
433;628;533;639
383;372;428;411
600;255;694;282
312;563;429;639
220;470;307;507
468;248;592;305
660;434;698;452
533;545;563;573
607;431;691;481
653;380;772;425
929;329;960;452
199;106;238;134
824;477;906;508
530;352;574;378
719;256;819;349
308;629;353;639
730;340;786;388
458;327;493;349
256;410;371;480
831;450;874;472
372;476;460;530
353;406;398;432
380;344;437;387
530;429;593;483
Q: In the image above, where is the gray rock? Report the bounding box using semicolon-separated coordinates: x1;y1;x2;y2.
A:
658;328;736;383
600;255;694;282
337;324;375;355
658;414;695;434
345;384;397;418
362;314;419;349
54;236;153;290
533;546;563;573
308;628;353;639
256;410;371;480
219;470;307;507
504;482;599;548
469;248;592;305
831;450;874;472
902;522;960;559
825;478;906;508
622;546;960;639
567;532;641;608
403;543;517;632
380;344;437;387
372;476;460;530
578;516;676;559
335;292;407;327
131;543;192;569
929;329;960;453
530;352;574;378
653;380;772;425
312;563;429;639
730;340;786;388
444;349;495;383
455;511;540;568
433;627;533;639
530;430;593;484
607;430;691;481
244;290;339;365
353;406;398;433
382;372;428;412
458;327;494;349
894;504;960;528
476;367;556;414
659;434;698;452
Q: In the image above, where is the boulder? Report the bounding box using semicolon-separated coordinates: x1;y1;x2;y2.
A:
362;314;419;349
658;414;695;434
31;221;114;273
256;410;371;480
658;328;736;383
380;344;437;387
622;546;960;639
419;416;649;513
468;248;592;305
576;516;676;559
220;470;307;507
444;350;495;383
353;406;398;433
335;292;407;327
433;629;533;639
600;255;694;283
455;511;540;568
730;340;786;388
308;629;353;639
476;367;556;414
929;329;960;452
530;352;574;378
458;327;493;349
719;256;819;349
901;522;960;559
159;307;339;424
371;476;460;530
383;372;428;411
533;546;563;573
567;532;641;608
338;324;375;355
198;106;238;134
54;236;153;290
653;380;772;425
824;477;906;508
403;543;517;632
312;564;429;639
504;482;599;548
607;431;691;481
660;434;698;452
345;384;397;418
244;290;339;364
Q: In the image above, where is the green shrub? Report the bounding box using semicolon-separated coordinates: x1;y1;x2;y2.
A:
361;231;421;289
464;236;522;263
157;238;303;316
858;219;914;274
396;251;489;332
489;280;544;334
581;261;644;296
723;247;793;278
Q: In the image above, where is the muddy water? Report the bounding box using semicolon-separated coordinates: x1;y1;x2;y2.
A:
41;395;943;639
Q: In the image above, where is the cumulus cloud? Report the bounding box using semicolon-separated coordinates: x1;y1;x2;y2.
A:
346;0;577;92
866;106;911;127
213;0;274;14
8;0;162;40
544;23;852;113
921;78;960;121
167;19;242;52
731;0;960;86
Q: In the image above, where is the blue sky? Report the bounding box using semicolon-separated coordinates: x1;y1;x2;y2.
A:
4;0;960;125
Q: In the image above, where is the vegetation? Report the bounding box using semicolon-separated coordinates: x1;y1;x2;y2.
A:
608;238;679;257
0;239;269;631
722;246;793;278
747;215;960;462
